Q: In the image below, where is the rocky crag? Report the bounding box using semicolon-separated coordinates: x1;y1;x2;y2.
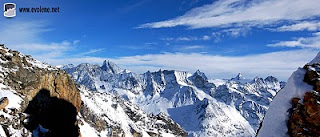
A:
258;52;320;137
287;63;320;137
0;44;81;136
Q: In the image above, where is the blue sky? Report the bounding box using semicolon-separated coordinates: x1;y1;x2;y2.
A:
0;0;320;80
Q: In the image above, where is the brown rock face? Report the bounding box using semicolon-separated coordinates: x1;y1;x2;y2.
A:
0;45;81;136
288;91;320;137
0;97;9;110
287;63;320;137
0;45;81;112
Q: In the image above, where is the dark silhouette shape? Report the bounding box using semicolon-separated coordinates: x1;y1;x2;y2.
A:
24;89;79;137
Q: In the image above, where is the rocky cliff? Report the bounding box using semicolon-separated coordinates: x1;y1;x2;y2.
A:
0;44;81;136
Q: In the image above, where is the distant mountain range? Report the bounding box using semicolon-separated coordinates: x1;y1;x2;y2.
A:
63;60;285;136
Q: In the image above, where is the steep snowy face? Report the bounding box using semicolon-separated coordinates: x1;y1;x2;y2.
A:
169;98;255;137
64;61;284;136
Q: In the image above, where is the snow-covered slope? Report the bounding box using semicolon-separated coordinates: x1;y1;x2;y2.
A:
64;60;284;136
78;86;187;137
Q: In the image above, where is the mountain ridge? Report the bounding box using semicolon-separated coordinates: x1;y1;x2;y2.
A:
63;60;285;136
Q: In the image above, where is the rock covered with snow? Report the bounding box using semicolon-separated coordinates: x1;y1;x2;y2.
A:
258;52;320;137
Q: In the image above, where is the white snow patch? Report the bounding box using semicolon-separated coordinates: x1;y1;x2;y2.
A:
0;125;6;137
160;132;175;137
0;84;23;109
79;120;99;137
209;79;226;87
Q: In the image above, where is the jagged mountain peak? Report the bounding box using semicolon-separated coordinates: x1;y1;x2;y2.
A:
264;76;279;82
192;69;208;80
252;76;264;82
232;73;245;81
101;60;123;73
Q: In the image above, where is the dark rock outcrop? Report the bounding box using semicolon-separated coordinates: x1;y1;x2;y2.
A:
288;92;320;137
287;63;320;137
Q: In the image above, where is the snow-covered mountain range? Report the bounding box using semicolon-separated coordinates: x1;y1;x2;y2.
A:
63;60;285;136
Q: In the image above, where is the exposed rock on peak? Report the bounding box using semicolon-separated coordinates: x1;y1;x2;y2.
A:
101;60;123;74
192;70;208;80
189;70;215;90
232;73;245;81
264;76;278;82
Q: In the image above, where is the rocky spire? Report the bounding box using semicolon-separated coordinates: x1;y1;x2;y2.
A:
193;70;208;80
101;60;123;73
232;73;245;81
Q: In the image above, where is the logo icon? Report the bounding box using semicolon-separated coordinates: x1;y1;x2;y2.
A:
4;3;16;17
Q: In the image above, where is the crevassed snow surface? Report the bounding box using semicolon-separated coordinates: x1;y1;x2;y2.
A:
258;68;313;137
